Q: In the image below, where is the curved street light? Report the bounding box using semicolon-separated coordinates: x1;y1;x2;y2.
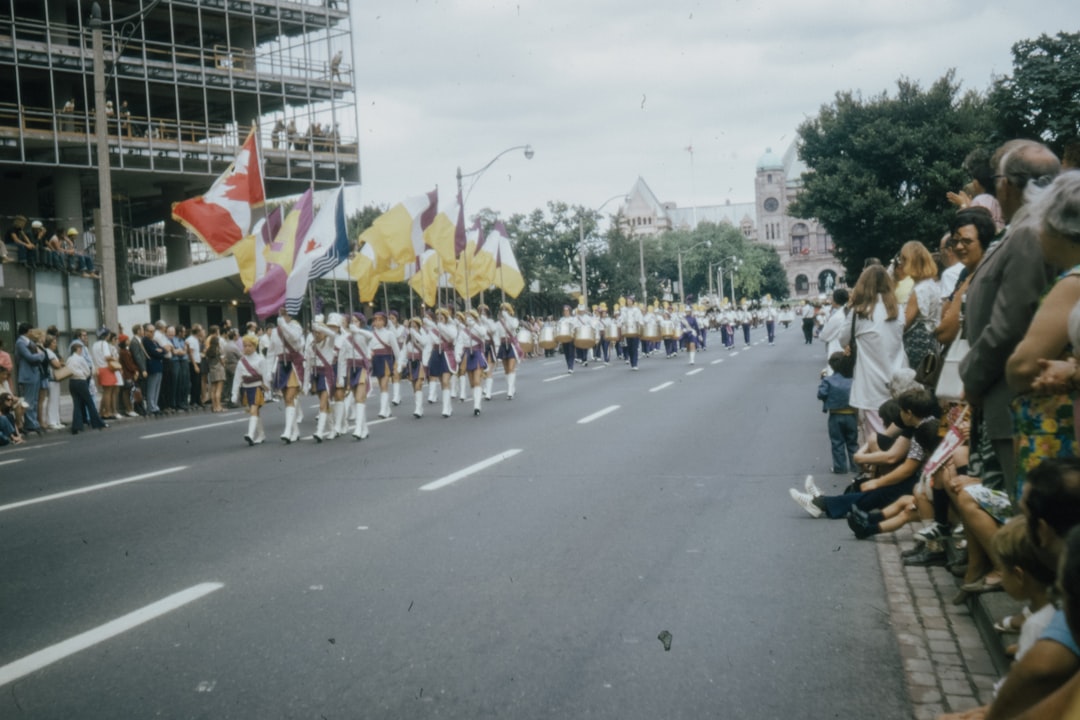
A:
454;144;534;307
579;193;627;308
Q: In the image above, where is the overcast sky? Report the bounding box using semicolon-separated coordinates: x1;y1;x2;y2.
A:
347;1;1073;220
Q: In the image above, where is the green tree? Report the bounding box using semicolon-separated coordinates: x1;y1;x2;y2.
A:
790;72;994;281
989;32;1080;150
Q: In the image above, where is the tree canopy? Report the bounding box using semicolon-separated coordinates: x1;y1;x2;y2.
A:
790;72;994;281
989;31;1080;151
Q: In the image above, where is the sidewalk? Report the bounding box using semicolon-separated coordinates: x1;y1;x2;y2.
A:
878;525;1018;719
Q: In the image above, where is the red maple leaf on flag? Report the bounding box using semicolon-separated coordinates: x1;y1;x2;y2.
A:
305;237;319;254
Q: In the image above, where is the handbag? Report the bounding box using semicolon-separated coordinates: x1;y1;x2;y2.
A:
108;357;123;371
935;338;969;402
52;365;74;381
915;348;943;388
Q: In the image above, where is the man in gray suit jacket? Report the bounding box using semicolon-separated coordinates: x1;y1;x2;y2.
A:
959;139;1060;498
14;322;45;433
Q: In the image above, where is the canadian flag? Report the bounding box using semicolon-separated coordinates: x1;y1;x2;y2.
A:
172;129;265;255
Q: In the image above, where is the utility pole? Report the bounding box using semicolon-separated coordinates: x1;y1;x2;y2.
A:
91;2;118;329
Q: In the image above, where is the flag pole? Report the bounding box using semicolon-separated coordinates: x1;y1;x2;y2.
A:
382;281;389;315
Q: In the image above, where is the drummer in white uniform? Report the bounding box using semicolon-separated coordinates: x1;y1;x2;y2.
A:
557;305;576;374
620;295;644;370
596;304;614;365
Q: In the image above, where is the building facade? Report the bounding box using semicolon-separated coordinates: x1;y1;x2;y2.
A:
0;0;359;349
620;142;840;300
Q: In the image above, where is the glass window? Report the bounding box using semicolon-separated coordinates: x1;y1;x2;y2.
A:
34;272;68;331
69;276;98;331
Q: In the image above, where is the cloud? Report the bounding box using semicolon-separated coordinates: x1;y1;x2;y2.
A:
349;0;1073;218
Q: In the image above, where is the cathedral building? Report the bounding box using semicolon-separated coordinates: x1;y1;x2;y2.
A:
621;142;841;299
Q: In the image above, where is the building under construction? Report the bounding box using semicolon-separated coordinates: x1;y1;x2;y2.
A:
0;0;359;340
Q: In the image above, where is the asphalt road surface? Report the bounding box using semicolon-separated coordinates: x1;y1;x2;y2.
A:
0;325;911;719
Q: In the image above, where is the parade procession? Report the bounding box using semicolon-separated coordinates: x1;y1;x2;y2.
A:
233;292;793;448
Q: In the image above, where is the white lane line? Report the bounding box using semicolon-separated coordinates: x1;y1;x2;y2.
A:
0;440;68;454
420;449;522;491
686;368;703;376
730;351;739;357
542;360;560;366
0;458;24;468
710;358;724;365
649;381;674;393
0;582;223;688
543;374;570;383
141;419;246;439
577;405;620;425
0;466;188;514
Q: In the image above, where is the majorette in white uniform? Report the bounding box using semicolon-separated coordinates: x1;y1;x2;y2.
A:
424;308;459;418
458;309;490;416
306;313;342;442
478;305;500;400
495;302;522;399
388;310;408;407
619;296;644;370
404;316;433;418
231;333;271;446
339;312;374;439
269;306;305;443
368;312;403;419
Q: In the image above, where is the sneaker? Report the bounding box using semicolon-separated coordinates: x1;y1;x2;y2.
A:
804;476;823;499
127;411;139;417
915;523;950;543
789;488;823;518
846;509;879;540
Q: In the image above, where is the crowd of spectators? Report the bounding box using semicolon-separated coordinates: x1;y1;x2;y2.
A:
0;318;264;444
790;139;1080;719
0;215;98;277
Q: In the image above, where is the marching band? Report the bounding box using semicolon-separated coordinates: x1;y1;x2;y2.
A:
232;295;817;446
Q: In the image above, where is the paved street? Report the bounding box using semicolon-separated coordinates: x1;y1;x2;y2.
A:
1;326;913;719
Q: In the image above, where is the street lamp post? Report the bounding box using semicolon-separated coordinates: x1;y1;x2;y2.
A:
578;193;626;308
455;144;534;309
728;255;742;306
676;240;710;306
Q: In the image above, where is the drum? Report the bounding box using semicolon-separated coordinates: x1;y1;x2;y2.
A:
517;328;534;354
603;319;621;343
555;319;574;344
642;320;661;342
623;320;641;338
573;323;596;349
660;320;676;339
538;324;558;350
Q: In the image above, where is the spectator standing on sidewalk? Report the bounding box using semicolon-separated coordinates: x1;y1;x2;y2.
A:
65;340;107;434
127;324;148;413
960;139;1060;498
818;351;858;474
142;323;165;415
14;322;45;433
186;324;204;409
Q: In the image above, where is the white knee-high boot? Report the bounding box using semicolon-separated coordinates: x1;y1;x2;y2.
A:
344;393;355;421
331;401;345;438
314;411;328;442
379;392;391;418
413;392;423;418
428;380;439;404
689;350;696;365
352;402;369;439
506;372;516;399
472;386;482;416
459;375;468;402
483;376;493;400
281;405;296;443
442;392;452;417
254;417;265;444
392;381;401;406
245;415;258;446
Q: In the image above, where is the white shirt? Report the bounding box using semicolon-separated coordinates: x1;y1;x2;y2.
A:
838;297;908;411
185;335;202;364
939;262;962;299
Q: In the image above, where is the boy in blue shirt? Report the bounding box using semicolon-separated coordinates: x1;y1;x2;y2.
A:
818;352;857;474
